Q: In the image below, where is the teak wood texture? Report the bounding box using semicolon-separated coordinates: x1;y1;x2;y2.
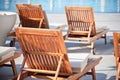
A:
113;32;120;80
65;6;109;54
16;4;49;28
14;27;102;80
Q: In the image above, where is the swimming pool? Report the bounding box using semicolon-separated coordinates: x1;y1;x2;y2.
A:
0;0;120;13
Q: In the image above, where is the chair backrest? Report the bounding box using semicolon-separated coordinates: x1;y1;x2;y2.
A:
113;32;120;69
16;4;49;29
15;27;72;76
65;6;96;36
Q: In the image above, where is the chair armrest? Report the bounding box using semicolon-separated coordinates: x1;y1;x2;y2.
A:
67;56;102;80
55;24;67;31
0;52;22;65
7;31;16;38
96;26;109;33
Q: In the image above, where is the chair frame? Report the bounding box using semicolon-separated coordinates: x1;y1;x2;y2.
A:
65;6;109;54
113;32;120;80
14;27;102;80
0;52;21;76
16;4;44;28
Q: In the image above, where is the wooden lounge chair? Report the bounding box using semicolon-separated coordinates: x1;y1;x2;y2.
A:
8;4;66;47
16;4;46;28
65;6;109;54
0;46;21;76
113;32;120;80
14;27;102;80
16;4;67;29
8;4;45;47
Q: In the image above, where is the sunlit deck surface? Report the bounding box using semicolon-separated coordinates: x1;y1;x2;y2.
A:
0;13;118;80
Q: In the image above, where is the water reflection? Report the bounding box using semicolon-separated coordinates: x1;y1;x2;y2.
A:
50;0;53;11
28;0;31;4
100;0;105;12
117;0;120;12
0;0;119;13
5;0;10;9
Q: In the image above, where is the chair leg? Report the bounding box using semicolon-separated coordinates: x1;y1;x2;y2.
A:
104;34;107;45
10;38;16;47
11;71;29;80
91;42;95;55
17;71;23;80
10;60;17;76
91;67;96;80
116;63;120;80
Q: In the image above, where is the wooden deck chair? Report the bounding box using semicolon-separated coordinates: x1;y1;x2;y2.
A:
113;32;120;80
8;4;48;47
8;4;65;47
0;47;21;76
16;4;45;28
16;4;66;29
15;4;68;29
14;27;102;80
65;6;109;54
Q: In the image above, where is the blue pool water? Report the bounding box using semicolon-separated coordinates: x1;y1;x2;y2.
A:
0;0;120;13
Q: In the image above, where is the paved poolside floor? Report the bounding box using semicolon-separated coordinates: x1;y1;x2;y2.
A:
0;5;119;79
0;35;116;80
